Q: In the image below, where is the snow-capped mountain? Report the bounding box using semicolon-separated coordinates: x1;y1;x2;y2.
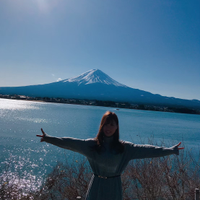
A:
0;69;200;109
63;69;127;87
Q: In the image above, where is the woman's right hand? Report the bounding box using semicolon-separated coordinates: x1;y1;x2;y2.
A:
36;128;46;142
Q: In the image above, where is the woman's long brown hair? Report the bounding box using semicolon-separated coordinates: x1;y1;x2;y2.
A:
94;111;124;154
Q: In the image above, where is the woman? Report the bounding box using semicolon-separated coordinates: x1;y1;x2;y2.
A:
36;111;184;200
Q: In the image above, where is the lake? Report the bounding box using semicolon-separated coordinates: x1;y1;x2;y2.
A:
0;98;200;191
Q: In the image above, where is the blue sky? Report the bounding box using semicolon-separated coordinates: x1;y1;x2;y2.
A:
0;0;199;100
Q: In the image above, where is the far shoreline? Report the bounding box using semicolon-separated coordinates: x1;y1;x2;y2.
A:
1;94;200;115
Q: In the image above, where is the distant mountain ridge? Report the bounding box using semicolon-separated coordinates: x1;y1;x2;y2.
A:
0;69;200;109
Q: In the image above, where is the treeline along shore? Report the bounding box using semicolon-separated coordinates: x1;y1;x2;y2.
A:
0;94;200;115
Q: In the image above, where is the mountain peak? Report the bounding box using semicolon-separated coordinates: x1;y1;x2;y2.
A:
63;69;127;87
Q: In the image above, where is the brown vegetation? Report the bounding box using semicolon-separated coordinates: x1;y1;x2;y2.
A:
1;149;200;200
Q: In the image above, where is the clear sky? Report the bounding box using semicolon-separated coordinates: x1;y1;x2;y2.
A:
0;0;199;100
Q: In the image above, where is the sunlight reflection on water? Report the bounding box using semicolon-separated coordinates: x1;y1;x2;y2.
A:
0;153;45;195
0;99;39;111
17;117;48;123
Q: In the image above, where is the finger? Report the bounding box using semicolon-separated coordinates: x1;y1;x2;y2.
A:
178;147;184;150
177;142;181;147
41;128;45;135
36;135;43;137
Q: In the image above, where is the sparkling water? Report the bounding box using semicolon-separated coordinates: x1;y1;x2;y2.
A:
0;98;200;192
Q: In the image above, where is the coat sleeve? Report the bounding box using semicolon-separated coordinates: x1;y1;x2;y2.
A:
125;142;179;161
43;134;94;157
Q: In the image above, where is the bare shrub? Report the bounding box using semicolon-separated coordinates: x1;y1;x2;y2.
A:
1;147;199;200
122;150;200;200
33;157;92;200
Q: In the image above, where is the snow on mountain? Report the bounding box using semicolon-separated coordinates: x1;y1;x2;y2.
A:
63;69;127;87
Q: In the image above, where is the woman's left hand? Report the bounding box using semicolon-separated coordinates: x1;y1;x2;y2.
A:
176;142;184;150
173;142;184;155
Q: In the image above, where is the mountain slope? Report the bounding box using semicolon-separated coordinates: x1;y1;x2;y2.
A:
0;69;200;109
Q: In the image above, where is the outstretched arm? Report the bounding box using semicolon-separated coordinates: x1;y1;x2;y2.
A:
125;141;184;160
36;128;94;157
